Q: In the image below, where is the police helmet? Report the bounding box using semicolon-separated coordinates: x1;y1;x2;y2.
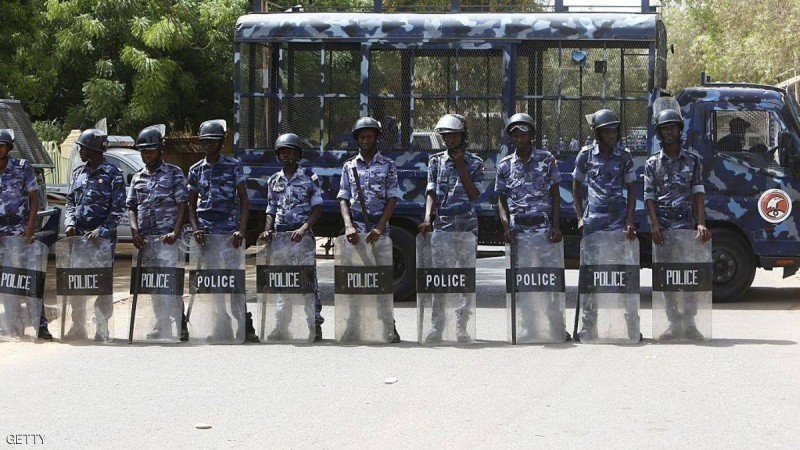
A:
591;109;621;130
351;117;382;140
274;133;303;157
506;113;536;135
435;114;467;135
197;119;227;140
0;129;14;149
76;128;109;153
135;124;166;150
655;110;683;129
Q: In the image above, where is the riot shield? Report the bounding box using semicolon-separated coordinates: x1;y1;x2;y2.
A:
124;236;185;343
186;234;246;344
55;237;115;343
506;233;566;344
0;237;48;341
652;229;712;341
334;234;394;344
578;231;640;344
416;232;476;344
257;233;316;343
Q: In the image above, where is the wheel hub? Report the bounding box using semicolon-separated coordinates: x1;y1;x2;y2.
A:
712;248;737;284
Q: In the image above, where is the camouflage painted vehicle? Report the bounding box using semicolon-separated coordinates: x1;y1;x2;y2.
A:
232;5;800;301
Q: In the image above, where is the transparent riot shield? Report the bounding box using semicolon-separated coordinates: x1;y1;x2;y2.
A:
334;234;394;344
507;233;566;344
416;232;476;344
186;234;246;344
257;233;316;343
0;237;48;341
652;229;712;341
123;236;185;343
578;231;640;344
55;237;115;343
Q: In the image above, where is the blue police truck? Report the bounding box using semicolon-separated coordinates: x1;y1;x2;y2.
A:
232;3;800;302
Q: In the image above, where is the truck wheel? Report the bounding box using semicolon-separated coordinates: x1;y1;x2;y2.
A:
711;229;756;302
391;226;417;302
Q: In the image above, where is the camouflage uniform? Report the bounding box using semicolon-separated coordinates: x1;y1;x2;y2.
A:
127;162;188;339
126;163;188;236
0;157;37;236
337;152;400;234
187;155;245;234
495;150;560;234
573;144;638;339
187;155;248;341
65;162;126;238
645;145;706;331
266;167;324;326
643;146;704;230
426;150;484;336
496;150;564;338
64;161;126;339
572;143;636;235
426;150;485;236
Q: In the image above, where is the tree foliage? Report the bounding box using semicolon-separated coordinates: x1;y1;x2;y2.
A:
664;0;800;92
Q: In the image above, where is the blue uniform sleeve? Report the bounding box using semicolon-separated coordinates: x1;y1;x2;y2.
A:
643;157;657;202
187;166;199;194
386;160;400;200
23;162;38;193
622;150;637;184
572;150;587;182
309;172;324;208
173;167;188;203
337;163;351;201
265;176;278;216
691;156;705;194
426;155;439;195
64;169;79;228
495;159;509;196
234;160;246;188
470;156;486;189
125;173;139;210
99;170;126;239
547;154;561;186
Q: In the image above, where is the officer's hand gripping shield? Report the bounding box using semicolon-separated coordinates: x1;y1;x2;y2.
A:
334;234;394;344
416;231;477;345
125;236;185;343
578;231;640;344
55;237;115;343
257;233;317;343
507;233;566;344
187;234;246;344
652;229;712;341
0;237;48;341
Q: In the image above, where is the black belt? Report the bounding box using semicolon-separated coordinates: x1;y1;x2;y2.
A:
275;223;304;232
437;204;473;216
0;215;22;226
588;203;626;214
197;211;231;222
514;216;547;227
352;211;383;225
658;208;692;221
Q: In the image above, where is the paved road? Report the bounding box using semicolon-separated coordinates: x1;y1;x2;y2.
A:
2;246;799;448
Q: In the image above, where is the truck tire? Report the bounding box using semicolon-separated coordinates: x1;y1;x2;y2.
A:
711;229;756;302
391;226;417;302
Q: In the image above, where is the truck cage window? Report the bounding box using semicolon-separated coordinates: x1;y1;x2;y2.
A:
234;12;665;158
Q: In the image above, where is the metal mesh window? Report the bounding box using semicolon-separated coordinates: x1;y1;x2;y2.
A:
714;110;782;169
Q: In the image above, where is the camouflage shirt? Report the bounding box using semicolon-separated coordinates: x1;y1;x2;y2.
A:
573;144;636;212
644;147;704;216
0;157;38;235
187;155;246;234
337;152;400;229
426;150;485;216
495;150;560;230
266;167;323;229
65;161;126;238
126;162;188;236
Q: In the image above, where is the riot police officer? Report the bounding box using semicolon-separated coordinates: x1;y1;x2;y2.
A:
496;114;567;340
337;117;401;343
127;124;189;341
187;119;258;342
572;109;638;341
64;128;126;341
419;113;485;343
0;129;51;339
645;108;711;340
260;133;324;341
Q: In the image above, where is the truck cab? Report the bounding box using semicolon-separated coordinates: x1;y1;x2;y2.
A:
674;80;800;300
